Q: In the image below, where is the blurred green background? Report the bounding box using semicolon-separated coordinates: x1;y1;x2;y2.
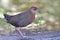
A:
0;0;60;34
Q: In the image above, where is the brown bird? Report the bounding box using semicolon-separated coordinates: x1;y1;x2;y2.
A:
4;6;40;38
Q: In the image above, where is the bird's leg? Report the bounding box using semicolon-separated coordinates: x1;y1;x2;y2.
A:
15;27;25;38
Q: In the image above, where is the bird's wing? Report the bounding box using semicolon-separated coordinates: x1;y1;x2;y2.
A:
9;11;31;24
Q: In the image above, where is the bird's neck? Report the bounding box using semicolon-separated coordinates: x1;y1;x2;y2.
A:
30;12;35;22
31;12;35;18
29;10;35;19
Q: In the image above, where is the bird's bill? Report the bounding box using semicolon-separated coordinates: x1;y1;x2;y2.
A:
35;10;40;14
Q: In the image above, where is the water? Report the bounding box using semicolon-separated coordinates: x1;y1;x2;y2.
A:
0;31;60;40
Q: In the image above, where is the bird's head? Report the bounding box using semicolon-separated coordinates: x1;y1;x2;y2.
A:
30;6;40;14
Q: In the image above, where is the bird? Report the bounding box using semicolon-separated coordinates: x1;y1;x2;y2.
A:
4;6;40;38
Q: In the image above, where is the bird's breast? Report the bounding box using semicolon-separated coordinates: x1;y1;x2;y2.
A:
29;13;35;22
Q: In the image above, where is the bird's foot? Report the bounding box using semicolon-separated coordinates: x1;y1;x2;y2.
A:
22;36;27;38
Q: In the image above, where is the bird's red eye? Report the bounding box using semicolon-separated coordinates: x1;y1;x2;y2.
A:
33;8;37;10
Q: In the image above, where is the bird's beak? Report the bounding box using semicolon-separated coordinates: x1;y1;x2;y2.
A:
36;10;40;14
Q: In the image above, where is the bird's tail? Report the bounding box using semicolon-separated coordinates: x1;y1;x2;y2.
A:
4;14;12;21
